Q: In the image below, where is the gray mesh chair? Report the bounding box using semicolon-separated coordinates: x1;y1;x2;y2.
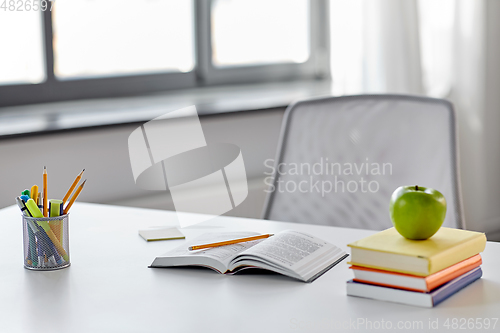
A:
262;95;465;230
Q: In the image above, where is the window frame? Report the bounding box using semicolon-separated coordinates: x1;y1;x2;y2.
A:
197;0;330;85
0;0;330;108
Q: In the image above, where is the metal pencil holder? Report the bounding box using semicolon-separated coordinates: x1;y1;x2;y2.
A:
22;214;70;270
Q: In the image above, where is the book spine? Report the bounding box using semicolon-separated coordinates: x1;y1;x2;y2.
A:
353;279;427;293
346;261;428;276
432;268;482;306
426;255;482;291
428;234;486;274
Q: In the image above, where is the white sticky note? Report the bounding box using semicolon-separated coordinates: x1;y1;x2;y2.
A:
138;227;185;242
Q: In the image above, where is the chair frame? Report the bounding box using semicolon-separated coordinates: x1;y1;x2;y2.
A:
261;94;466;229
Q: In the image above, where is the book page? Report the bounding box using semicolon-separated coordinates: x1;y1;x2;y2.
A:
159;232;262;269
242;230;328;267
233;229;347;281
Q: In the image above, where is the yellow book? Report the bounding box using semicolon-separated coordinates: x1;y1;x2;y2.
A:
347;227;486;276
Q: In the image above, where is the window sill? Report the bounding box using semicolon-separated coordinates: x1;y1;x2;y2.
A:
0;79;332;139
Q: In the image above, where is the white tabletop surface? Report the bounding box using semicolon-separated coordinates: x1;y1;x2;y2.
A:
1;203;499;333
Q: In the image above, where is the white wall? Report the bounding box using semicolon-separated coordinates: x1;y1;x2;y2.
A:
0;109;284;219
3;101;498;240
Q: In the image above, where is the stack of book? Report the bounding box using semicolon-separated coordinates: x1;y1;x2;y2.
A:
346;227;487;307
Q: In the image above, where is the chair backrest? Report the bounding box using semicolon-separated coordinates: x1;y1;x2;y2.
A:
262;95;464;230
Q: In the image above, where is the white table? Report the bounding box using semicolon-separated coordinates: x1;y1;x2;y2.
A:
1;203;499;333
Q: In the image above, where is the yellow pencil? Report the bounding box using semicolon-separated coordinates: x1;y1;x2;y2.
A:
62;169;85;204
63;180;86;214
188;234;274;251
43;166;48;217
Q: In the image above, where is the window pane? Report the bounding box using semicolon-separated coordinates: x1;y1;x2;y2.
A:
0;10;45;85
53;0;194;78
329;0;364;95
211;0;310;67
418;0;455;97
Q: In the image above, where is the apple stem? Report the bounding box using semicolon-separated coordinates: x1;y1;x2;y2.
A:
416;185;419;191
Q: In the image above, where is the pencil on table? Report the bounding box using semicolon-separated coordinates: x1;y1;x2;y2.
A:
62;169;85;204
188;234;274;251
63;180;86;214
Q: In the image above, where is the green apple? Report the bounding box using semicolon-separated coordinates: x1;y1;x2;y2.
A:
389;185;447;240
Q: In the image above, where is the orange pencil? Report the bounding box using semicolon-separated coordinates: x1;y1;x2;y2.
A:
62;169;85;204
63;180;86;214
188;234;274;251
43;166;48;217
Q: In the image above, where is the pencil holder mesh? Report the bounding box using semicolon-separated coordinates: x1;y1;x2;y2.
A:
22;214;70;270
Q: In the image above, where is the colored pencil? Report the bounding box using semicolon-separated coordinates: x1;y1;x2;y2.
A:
62;169;85;204
188;234;274;251
63;180;86;214
43;166;48;217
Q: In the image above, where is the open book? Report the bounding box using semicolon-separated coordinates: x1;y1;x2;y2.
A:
150;230;348;282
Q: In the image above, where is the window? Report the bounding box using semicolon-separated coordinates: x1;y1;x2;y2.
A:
211;0;310;66
329;0;458;97
418;0;456;97
53;0;194;78
0;9;45;85
0;0;329;108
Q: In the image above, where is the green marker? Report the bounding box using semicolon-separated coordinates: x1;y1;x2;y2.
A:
49;199;63;217
26;199;43;218
49;199;64;242
22;189;30;197
25;199;69;261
